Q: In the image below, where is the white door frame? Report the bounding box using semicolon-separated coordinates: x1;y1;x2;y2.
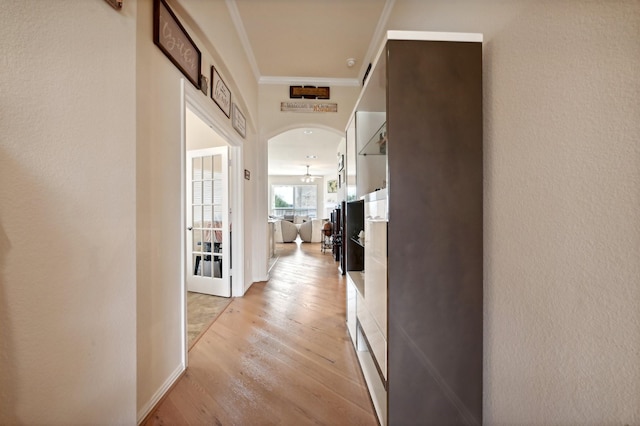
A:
180;80;245;360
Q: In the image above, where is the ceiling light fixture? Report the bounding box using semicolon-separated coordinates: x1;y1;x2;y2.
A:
346;58;356;68
303;129;313;135
306;155;317;159
300;165;319;183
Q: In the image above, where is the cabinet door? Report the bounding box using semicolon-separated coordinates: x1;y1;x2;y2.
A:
387;39;483;425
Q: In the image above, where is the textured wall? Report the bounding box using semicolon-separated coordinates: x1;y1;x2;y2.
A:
0;1;137;424
135;0;261;419
135;0;185;417
389;1;640;424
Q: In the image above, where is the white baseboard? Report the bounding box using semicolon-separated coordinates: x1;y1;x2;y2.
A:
137;363;185;424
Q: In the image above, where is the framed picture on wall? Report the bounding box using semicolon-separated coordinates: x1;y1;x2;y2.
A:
211;66;231;117
232;103;246;138
327;179;337;193
337;153;344;171
153;0;201;89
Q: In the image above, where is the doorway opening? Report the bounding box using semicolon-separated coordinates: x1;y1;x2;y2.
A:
182;81;244;356
185;109;231;348
266;126;343;270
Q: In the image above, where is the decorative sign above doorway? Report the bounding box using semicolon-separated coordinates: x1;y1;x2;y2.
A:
280;102;337;113
289;86;330;99
232;103;246;138
211;66;231;118
153;0;201;89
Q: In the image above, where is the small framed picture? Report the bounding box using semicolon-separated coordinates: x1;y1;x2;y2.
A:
327;179;337;193
211;66;231;117
199;74;208;96
337;154;344;171
232;103;246;138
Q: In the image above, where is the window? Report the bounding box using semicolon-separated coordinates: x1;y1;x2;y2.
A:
271;185;317;218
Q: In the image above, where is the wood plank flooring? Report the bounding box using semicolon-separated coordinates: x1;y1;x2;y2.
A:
144;241;377;425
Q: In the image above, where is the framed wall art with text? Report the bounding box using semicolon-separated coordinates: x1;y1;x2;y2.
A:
211;66;231;117
153;0;201;89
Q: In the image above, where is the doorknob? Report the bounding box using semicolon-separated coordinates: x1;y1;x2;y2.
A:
187;227;193;231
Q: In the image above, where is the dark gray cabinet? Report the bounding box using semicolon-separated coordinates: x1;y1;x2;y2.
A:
345;31;483;426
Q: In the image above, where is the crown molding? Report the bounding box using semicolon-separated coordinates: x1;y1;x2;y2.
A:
225;0;261;82
226;0;396;87
358;0;396;80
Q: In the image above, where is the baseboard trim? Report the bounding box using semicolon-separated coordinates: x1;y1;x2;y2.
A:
137;363;185;425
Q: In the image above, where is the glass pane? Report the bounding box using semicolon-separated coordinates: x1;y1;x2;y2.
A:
273;186;294;208
213;255;223;278
213;179;222;206
192;157;202;180
202;256;213;277
203;156;213;180
296;185;316;209
203;205;212;225
193;254;203;276
193;181;202;205
271;185;317;218
213;155;222;175
203;180;213;204
192;206;202;228
192;229;202;252
214;206;222;223
203;230;212;252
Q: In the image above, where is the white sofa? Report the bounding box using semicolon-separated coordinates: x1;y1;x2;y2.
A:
298;218;325;243
273;219;298;243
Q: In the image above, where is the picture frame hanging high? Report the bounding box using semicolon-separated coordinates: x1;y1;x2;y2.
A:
153;0;201;89
211;66;231;118
232;103;246;138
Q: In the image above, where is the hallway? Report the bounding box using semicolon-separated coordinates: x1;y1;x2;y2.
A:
144;242;377;425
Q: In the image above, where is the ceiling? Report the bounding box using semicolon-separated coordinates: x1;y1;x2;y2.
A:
268;127;342;177
231;0;389;83
226;0;392;176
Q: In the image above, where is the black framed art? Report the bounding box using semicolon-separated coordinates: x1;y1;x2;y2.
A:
211;66;231;117
153;0;201;89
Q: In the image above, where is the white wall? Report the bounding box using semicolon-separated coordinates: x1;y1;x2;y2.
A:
388;1;640;424
136;0;259;420
259;84;360;138
0;1;137;424
186;109;228;150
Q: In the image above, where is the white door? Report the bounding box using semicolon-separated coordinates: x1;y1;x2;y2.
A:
186;146;230;297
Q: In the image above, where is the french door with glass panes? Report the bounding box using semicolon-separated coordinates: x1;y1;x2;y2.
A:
186;147;230;297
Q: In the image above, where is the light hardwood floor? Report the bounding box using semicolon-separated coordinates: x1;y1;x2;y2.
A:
144;241;377;425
